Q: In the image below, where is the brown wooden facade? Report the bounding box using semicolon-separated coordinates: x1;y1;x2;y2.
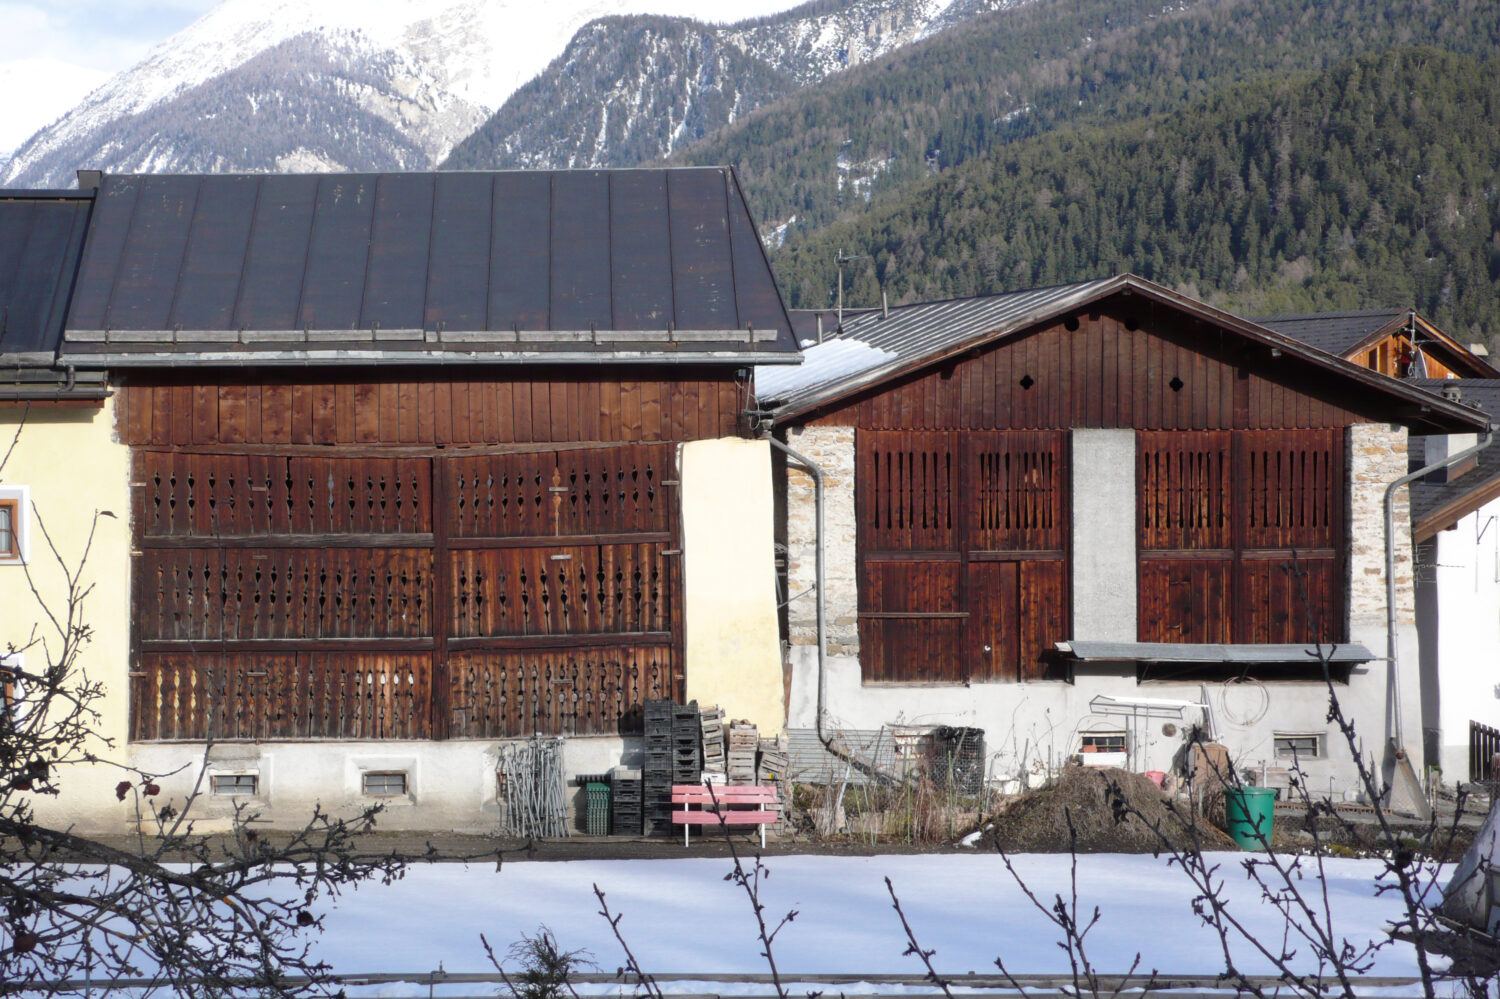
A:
799;299;1363;683
124;367;742;742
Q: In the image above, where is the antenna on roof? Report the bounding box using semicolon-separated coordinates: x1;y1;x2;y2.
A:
834;248;868;331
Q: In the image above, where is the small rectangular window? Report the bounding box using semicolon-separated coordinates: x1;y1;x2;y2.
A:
211;773;258;796
0;499;18;561
1274;734;1323;759
1080;733;1127;754
362;771;407;796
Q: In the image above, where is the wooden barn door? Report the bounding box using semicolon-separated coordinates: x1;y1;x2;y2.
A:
130;452;439;741
856;430;1068;683
1137;430;1343;644
129;444;683;741
440;443;683;738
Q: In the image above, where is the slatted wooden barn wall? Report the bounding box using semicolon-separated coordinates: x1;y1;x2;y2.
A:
808;312;1368;432
116;368;742;446
1137;429;1344;644
124;371;729;742
856;430;1067;683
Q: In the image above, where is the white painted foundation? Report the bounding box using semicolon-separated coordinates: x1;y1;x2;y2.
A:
128;737;641;834
787;648;1385;799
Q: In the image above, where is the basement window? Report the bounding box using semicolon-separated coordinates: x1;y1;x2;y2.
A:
1274;733;1323;760
210;773;259;796
1079;732;1127;755
362;771;408;797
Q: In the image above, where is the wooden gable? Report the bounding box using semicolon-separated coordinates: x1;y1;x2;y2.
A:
804;295;1383;432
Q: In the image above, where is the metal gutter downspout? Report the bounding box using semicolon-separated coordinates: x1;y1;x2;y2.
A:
1383;426;1493;760
766;435;829;746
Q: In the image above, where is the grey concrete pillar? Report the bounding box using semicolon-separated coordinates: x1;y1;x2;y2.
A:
1071;429;1137;641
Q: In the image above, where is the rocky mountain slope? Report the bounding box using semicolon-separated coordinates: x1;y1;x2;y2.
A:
443;0;1019;171
0;0;814;188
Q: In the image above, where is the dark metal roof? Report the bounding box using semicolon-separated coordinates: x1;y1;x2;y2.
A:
1252;308;1407;356
1407;379;1500;537
57;169;798;367
0;191;92;364
757;275;1487;434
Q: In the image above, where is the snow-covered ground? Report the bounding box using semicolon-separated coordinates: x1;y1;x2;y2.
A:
313;853;1435;983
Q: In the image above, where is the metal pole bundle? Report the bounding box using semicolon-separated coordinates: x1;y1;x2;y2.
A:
497;736;570;838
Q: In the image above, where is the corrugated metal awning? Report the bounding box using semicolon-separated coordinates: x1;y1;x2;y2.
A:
1056;641;1375;664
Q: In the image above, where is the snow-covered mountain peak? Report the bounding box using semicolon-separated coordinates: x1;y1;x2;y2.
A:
0;0;813;187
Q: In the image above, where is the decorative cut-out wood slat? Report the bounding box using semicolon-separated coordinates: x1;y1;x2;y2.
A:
1239;429;1343;550
447;648;677;738
965;431;1067;551
445;443;674;538
450;543;671;637
136;452;431;536
130;434;683;741
138;548;432;641
857;430;957;552
130;653;432;741
1138;431;1233;551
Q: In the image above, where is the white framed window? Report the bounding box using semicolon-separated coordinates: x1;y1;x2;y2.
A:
1080;732;1127;755
1274;733;1324;760
210;772;259;796
0;486;28;564
362;771;408;797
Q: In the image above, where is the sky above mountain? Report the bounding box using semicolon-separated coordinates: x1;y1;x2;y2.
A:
0;0;217;153
0;0;812;163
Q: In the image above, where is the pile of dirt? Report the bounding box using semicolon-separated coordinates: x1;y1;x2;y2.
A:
987;765;1236;853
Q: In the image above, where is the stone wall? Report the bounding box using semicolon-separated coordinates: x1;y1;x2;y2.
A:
783;425;858;656
1347;422;1414;629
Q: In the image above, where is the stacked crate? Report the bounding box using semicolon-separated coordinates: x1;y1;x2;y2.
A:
727;721;759;784
643;699;675;836
757;738;791;838
609;767;642;837
700;706;726;775
672;700;702;786
756;738;789;784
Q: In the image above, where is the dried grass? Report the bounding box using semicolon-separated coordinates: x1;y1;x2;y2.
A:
987;764;1235;853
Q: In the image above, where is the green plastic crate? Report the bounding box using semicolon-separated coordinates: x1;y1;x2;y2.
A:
585;782;611;836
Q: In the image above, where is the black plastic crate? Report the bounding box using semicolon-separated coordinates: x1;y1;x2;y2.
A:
931;726;986;796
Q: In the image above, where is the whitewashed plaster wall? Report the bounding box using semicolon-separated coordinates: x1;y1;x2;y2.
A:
1416;497;1500;782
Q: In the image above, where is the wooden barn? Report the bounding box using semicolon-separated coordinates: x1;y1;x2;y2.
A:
759;276;1485;796
1256;308;1497;381
23;168;797;830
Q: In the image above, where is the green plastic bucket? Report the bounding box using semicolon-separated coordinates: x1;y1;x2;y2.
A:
1224;786;1277;850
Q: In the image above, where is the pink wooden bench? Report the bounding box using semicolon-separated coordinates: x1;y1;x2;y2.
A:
671;784;779;848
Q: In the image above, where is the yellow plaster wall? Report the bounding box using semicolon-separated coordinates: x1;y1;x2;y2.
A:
0;399;132;832
680;438;785;734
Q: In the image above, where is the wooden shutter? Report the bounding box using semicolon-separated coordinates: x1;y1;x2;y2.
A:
1137;430;1343;644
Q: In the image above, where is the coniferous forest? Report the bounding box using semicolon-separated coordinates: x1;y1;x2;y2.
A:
646;0;1500;341
768;47;1500;342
